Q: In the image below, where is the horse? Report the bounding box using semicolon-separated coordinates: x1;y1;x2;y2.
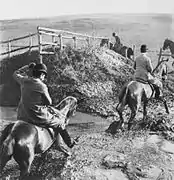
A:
109;41;134;60
162;38;174;58
0;96;77;179
119;46;134;60
115;60;169;131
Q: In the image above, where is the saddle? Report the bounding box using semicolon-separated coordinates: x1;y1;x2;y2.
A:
135;78;156;98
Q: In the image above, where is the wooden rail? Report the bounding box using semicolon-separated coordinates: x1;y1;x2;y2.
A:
0;33;37;58
3;26;168;63
37;26;109;63
38;26;106;39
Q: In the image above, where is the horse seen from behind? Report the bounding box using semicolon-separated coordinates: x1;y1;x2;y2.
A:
115;58;169;131
100;38;134;60
0;96;77;179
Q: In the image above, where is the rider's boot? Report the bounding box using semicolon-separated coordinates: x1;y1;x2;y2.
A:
55;134;72;156
57;127;78;148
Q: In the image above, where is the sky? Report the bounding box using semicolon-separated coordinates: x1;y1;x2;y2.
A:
0;0;174;20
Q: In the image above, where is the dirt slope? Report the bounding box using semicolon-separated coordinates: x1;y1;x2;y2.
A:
1;46;174;180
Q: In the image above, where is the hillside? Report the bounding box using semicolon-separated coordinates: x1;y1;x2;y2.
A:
0;45;134;115
1;13;173;62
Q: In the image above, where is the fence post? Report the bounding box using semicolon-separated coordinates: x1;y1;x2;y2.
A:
132;45;135;61
8;41;11;59
73;36;77;49
86;37;90;46
52;35;56;51
59;34;63;50
158;48;162;63
37;27;43;63
29;34;33;53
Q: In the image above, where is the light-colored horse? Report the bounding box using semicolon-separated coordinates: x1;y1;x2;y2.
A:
0;96;77;179
116;60;169;131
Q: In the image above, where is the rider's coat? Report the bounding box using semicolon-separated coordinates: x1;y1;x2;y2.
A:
13;65;64;128
134;53;153;82
134;53;163;89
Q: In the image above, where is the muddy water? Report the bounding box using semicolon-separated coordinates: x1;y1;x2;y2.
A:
0;106;110;135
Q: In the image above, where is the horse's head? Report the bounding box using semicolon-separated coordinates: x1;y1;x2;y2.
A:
154;58;169;81
66;96;77;118
56;96;77;118
163;39;170;50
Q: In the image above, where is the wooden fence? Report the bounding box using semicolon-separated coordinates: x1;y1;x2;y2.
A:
37;26;109;63
0;33;38;58
0;26;172;63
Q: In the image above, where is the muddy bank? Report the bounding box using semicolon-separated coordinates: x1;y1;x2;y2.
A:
1;106;174;180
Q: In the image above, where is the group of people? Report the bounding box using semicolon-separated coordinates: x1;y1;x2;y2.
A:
13;42;163;156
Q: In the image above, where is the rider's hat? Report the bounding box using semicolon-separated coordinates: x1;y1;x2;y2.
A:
112;32;116;37
33;63;47;75
140;44;148;52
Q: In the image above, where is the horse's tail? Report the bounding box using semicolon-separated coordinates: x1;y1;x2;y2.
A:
0;123;15;172
116;83;129;113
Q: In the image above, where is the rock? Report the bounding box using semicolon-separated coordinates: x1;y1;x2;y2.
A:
145;166;162;179
160;140;174;154
95;169;128;180
83;167;128;180
146;135;162;144
102;153;126;168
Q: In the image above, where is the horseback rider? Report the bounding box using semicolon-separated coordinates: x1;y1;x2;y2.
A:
13;63;77;156
112;32;122;51
133;44;162;98
112;32;121;45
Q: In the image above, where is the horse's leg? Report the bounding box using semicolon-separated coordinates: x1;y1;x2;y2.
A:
128;100;140;130
116;103;125;130
0;136;14;173
0;147;12;173
13;145;34;179
157;96;169;114
142;100;148;122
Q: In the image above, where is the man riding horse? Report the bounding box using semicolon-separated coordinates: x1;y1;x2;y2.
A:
134;44;162;98
112;32;122;51
13;63;77;156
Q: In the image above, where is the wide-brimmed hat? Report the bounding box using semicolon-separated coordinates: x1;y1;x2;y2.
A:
140;44;148;52
33;63;47;75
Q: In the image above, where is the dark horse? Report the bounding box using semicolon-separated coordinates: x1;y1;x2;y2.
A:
162;38;174;59
106;40;134;60
115;61;169;131
0;96;77;179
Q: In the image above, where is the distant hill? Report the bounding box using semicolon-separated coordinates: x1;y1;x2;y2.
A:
1;13;173;47
0;13;173;65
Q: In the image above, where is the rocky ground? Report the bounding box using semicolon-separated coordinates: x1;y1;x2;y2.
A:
1;46;174;179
